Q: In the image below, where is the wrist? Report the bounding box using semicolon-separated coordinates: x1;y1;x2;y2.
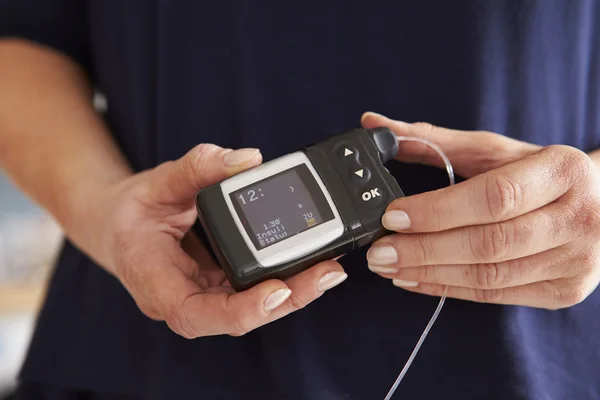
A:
56;172;132;275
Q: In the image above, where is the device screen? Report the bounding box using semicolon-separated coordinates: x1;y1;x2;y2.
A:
230;164;335;250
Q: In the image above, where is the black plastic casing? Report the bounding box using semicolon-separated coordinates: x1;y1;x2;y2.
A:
195;127;404;291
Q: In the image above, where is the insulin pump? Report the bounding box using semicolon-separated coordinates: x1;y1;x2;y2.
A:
195;127;404;291
196;127;454;399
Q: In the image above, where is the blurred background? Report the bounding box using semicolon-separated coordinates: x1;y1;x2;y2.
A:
0;173;63;397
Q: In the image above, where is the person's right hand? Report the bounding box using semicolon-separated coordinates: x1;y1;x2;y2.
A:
77;144;348;338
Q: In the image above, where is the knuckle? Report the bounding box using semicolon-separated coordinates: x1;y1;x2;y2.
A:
556;281;588;308
579;250;600;276
480;131;510;151
231;310;257;336
162;304;178;329
192;143;220;168
568;249;600;281
411;234;433;266
426;199;444;231
484;174;522;221
468;132;519;175
165;296;211;339
563;147;592;181
192;142;217;160
470;223;513;261
405;122;454;168
287;294;309;311
181;143;218;184
416;266;434;282
575;203;600;237
546;145;592;186
163;303;194;339
473;288;504;303
469;263;508;289
183;149;201;183
412;122;437;137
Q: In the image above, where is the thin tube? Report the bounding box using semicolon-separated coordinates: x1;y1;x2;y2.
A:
394;136;455;186
383;136;455;400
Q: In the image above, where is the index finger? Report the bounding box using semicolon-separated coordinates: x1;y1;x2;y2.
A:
385;146;584;232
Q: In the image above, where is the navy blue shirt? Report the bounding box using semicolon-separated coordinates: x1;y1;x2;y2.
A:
2;1;600;399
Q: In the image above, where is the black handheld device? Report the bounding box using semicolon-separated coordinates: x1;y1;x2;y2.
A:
195;127;404;291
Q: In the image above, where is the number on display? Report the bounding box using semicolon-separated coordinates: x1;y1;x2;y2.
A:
239;189;259;204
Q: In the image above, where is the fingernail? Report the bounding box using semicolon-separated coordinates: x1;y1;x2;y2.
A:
368;265;398;274
223;148;260;166
264;288;292;312
393;279;419;288
382;210;411;231
367;244;397;266
318;271;348;292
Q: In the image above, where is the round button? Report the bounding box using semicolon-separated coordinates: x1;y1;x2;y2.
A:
359;185;385;207
350;166;371;184
335;143;359;161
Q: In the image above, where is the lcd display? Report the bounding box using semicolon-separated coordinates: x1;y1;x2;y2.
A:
230;164;335;250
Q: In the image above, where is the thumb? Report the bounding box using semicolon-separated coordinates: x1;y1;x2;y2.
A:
151;144;262;204
361;112;540;178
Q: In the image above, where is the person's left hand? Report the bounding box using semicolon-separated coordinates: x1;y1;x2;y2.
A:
361;112;600;309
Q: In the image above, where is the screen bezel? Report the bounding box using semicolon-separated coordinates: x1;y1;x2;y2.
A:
229;163;336;251
220;151;344;267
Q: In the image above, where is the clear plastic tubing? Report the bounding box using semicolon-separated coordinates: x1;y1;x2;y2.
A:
383;136;455;400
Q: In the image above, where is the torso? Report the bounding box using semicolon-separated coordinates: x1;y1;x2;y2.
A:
19;1;600;399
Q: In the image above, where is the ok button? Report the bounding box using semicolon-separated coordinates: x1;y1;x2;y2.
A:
360;187;384;207
362;188;380;201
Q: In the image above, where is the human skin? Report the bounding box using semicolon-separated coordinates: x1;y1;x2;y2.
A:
0;39;348;338
2;38;598;343
362;112;600;309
